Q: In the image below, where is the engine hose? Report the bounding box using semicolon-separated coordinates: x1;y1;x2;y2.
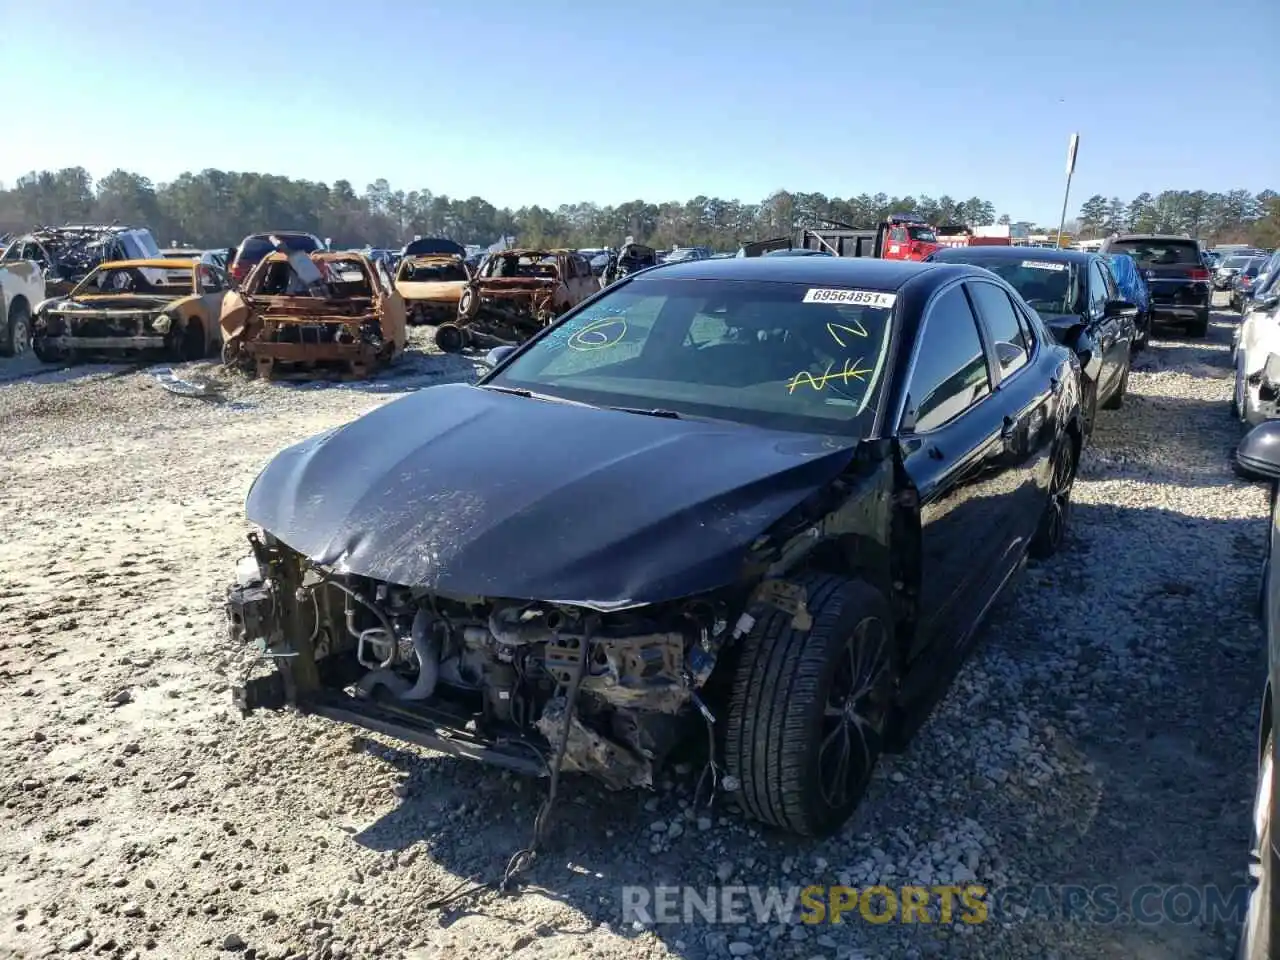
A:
399;608;442;701
355;669;412;698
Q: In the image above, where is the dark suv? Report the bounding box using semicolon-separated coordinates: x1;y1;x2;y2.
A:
1099;234;1211;337
228;231;325;285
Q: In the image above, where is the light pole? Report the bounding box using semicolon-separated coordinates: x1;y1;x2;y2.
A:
1055;133;1080;249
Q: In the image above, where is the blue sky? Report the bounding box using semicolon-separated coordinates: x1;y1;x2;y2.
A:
0;0;1275;224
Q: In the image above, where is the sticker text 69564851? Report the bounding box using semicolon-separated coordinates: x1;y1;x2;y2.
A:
1020;260;1067;272
802;288;898;309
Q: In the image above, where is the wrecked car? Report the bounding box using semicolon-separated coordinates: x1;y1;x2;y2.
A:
1;260;46;357
392;238;471;325
227;256;1082;837
1;225;166;298
31;258;228;363
433;248;596;352
219;248;406;380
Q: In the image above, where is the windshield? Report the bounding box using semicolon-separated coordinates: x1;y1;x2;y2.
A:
939;253;1081;314
486;277;896;437
1106;239;1200;266
1224;256;1251;269
397;257;468;282
908;227;937;243
73;264;192;297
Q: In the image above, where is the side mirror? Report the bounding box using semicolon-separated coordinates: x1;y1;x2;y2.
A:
1235;420;1280;481
483;345;516;368
1103;299;1137;318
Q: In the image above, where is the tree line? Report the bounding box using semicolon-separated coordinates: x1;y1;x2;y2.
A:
1076;190;1278;245
0;166;1275;251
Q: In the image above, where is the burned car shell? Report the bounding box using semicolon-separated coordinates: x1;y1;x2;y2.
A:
393;238;471;325
229;257;1082;834
434;248;596;352
219;250;406;380
31;259;227;362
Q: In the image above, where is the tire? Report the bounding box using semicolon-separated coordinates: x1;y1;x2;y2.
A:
1242;732;1276;959
3;300;31;358
1029;437;1077;560
723;573;895;838
171;320;206;362
1187;310;1210;338
434;323;468;353
1101;358;1129;410
457;287;479;321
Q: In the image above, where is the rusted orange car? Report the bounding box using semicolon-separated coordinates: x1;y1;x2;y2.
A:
31;258;229;363
393;238;471;325
435;248;596;351
219;249;406;380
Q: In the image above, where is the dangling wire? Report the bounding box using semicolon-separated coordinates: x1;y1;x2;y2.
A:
427;621;596;911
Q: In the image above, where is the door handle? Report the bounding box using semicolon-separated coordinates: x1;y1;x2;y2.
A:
927;444;944;460
1000;416;1017;440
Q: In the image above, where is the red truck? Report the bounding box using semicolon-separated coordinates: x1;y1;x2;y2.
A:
879;212;940;261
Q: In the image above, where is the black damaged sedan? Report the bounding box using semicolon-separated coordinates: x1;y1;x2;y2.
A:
228;256;1084;837
926;245;1137;435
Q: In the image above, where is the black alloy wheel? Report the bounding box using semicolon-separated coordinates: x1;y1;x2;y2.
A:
1029;438;1077;559
817;616;893;811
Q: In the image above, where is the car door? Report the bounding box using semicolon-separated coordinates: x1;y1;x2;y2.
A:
898;282;1030;657
965;278;1057;540
1084;258;1121;398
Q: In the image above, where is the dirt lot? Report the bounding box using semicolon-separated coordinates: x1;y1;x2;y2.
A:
0;302;1268;960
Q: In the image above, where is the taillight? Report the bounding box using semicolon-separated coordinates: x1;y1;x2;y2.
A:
1189;268;1210;282
232;260;249;282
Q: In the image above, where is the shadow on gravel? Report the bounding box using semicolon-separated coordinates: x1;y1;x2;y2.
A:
1086;393;1248;490
961;500;1267;960
0;356;137;387
1140;314;1237;378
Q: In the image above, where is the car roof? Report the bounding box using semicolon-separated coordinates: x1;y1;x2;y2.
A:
1106;234;1199;243
931;245;1094;266
637;255;957;289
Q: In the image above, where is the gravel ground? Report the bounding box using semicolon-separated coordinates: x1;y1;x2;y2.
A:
0;301;1268;960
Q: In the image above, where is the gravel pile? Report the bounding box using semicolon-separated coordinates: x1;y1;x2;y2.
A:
0;303;1266;959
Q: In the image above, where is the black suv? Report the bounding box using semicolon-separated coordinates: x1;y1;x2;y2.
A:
1099;234;1211;337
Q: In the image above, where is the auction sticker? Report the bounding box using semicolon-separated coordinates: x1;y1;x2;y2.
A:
1021;260;1067;272
802;288;898;308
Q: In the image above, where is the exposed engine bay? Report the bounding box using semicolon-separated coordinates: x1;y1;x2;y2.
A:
227;535;749;789
434;251;565;353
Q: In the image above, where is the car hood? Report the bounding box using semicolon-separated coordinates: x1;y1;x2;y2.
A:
246;384;859;609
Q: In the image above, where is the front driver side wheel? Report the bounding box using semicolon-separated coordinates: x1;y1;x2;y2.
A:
723;573;895;838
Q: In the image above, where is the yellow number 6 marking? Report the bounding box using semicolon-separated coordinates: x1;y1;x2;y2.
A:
568;317;628;351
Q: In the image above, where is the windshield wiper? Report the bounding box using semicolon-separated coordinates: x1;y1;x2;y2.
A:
483;385;534;398
606;405;683;419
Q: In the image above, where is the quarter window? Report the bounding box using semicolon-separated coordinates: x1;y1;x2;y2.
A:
905;285;993;432
966;281;1030;377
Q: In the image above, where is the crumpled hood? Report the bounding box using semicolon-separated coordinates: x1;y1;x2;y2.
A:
246;383;858;608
